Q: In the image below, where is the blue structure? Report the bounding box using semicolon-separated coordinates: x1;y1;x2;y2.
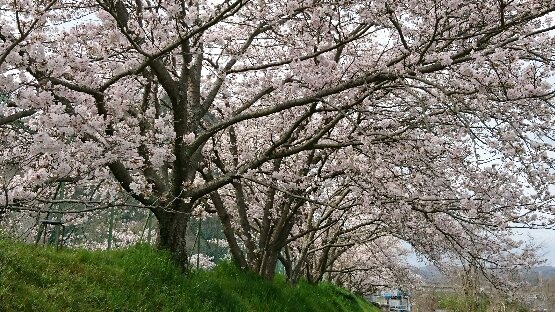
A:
368;288;411;312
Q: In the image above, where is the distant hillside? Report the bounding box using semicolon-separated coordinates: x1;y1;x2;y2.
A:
526;266;555;285
412;265;449;284
413;265;555;284
531;266;555;278
0;239;378;312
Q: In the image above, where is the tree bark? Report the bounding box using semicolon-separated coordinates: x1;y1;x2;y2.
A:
259;248;279;280
155;210;191;272
209;190;248;269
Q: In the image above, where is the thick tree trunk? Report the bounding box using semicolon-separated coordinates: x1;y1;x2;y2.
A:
258;249;279;280
156;210;191;272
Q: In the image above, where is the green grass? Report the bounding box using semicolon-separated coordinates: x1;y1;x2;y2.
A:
0;239;378;312
437;293;528;312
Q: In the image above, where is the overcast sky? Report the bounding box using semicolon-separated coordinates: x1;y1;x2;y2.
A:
406;229;555;267
521;229;555;266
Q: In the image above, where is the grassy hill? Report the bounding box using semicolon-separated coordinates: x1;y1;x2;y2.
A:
0;238;378;312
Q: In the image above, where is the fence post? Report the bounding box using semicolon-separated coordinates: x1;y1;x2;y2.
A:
196;214;202;270
107;207;115;250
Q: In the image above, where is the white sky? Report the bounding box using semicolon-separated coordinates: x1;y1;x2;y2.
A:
406;229;555;267
520;229;555;266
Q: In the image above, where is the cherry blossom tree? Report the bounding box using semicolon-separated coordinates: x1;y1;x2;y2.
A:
329;238;417;294
1;0;554;276
205;128;547;283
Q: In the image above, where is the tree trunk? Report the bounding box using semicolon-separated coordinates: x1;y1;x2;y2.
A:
202;172;249;269
156;210;191;272
258;249;279;280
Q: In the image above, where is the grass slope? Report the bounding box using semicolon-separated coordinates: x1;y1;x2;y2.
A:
0;239;378;312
